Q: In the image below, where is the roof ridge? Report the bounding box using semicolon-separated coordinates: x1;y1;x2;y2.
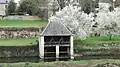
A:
40;20;73;36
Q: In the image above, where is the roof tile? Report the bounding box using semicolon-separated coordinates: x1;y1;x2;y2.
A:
41;21;73;36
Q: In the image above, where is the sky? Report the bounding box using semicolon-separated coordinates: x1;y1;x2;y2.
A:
14;0;20;3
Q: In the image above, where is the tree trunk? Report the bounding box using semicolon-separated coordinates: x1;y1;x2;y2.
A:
109;35;112;40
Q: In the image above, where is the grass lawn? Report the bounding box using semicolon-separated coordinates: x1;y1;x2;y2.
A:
74;44;120;50
74;36;120;49
1;59;120;67
0;38;38;46
74;36;120;44
0;20;48;27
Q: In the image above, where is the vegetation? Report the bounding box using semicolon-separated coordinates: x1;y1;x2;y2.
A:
18;0;35;15
1;59;120;67
74;36;120;44
0;20;45;46
74;44;120;50
74;36;120;50
7;0;16;15
0;20;47;27
0;36;120;46
0;38;38;46
18;0;48;19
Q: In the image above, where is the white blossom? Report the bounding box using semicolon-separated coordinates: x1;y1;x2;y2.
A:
50;5;93;40
95;5;120;36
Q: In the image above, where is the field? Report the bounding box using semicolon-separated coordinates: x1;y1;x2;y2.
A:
75;36;120;44
1;59;120;67
74;36;120;49
0;20;47;27
0;38;38;46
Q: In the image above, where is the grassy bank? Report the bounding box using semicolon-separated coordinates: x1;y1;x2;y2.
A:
0;38;38;46
74;45;120;50
74;36;120;50
0;20;47;27
74;36;120;44
1;59;120;67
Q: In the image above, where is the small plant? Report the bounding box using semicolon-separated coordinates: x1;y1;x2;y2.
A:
24;62;32;67
6;63;12;67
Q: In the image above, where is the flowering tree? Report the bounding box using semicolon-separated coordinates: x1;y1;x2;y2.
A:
50;5;94;40
95;3;120;40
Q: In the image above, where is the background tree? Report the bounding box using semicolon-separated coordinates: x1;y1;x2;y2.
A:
18;0;35;15
18;0;48;20
7;0;16;15
81;0;99;14
56;0;99;14
50;5;94;40
95;4;120;40
50;1;120;40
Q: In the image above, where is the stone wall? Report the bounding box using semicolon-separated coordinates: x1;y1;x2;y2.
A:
3;16;40;20
0;27;40;38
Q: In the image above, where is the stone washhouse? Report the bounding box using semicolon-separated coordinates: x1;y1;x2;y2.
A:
39;21;74;61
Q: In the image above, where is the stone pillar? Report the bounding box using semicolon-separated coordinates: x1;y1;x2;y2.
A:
56;45;59;61
70;36;74;60
39;36;44;60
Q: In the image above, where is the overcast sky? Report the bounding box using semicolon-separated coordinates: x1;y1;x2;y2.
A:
14;0;20;3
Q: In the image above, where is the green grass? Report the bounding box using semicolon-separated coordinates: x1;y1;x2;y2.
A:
0;20;47;46
74;44;120;50
74;36;120;44
70;59;120;67
1;59;120;67
0;20;48;27
74;36;120;49
0;38;38;46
